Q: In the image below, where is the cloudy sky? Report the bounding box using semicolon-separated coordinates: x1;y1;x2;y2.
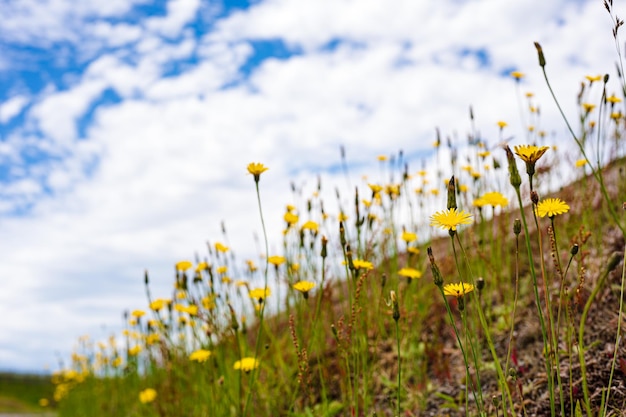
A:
0;0;620;372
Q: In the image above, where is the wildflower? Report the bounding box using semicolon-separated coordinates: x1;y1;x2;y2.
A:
458;184;468;193
582;103;596;113
401;231;417;243
268;255;286;266
407;247;420;255
293;281;316;298
202;295;216;310
290;263;300;273
39;398;49;407
443;282;475;297
430;208;473;232
473;197;487;208
128;345;142;356
338;212;348;222
481;191;508;207
585;74;602;83
215;242;229;253
195;261;208;273
176;260;193;272
246;260;258;272
234;357;259;373
497;120;508;129
189;349;212;363
247;162;268;182
249;287;271;302
139;388;157;404
607;94;622;104
284;211;299;225
216;265;228;274
514;144;550;179
477;151;490;158
430;189;439;196
510;71;524;80
377;155;388;161
301;220;319;232
536;198;570;218
131;310;146;318
398;267;422;280
575;159;587;168
352;259;374;270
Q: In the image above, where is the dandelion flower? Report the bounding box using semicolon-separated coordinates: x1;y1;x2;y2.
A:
575;159;587;168
582;103;596;113
514;145;550;164
284;212;299;225
176;260;193;272
139;388;157;404
443;282;475;297
607;94;622;104
398;267;422;280
189;349;212;363
214;242;229;253
481;191;508;207
430;208;473;231
536;198;570;218
234;357;259;373
301;220;319;232
585;74;602;83
497;120;508;129
249;287;271;302
131;310;146;318
247;162;268;181
510;71;525;80
293;281;316;298
268;255;286;266
401;231;417;243
216;265;228;274
352;259;374;270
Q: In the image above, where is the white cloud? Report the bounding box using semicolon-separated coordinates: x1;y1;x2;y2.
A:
0;95;29;123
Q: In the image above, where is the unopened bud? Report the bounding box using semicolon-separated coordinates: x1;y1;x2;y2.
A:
321;236;328;259
504;146;522;189
447;175;457;210
534;41;546;68
427;247;444;287
531;191;539;205
477;277;485;292
570;244;579;256
390;291;400;322
513;218;522;236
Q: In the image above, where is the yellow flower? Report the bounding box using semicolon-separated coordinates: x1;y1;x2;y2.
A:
575;159;587;168
268;255;286;266
377;155;388;161
430;208;473;231
284;211;299;225
301;220;319;232
607;94;622;104
398;267;422;280
514;145;550;164
407;247;420;255
215;242;229;253
195;261;208;273
497;120;508;129
293;281;316;298
216;265;228;274
582;103;596;113
249;287;271;302
234;357;259;373
246;260;258;272
480;191;508;207
39;398;49;407
128;345;142;356
585;74;602;83
131;310;146;318
189;349;212;363
176;260;192;272
536;198;570;218
510;71;524;80
477;151;491;158
401;231;417;243
338;212;348;222
472;197;487;208
443;282;474;297
247;162;268;181
352;259;374;270
139;388;157;404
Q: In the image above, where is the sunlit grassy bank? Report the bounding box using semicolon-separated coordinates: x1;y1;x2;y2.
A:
42;5;626;417
0;372;54;413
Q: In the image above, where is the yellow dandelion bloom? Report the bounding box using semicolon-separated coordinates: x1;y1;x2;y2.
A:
443;282;474;297
536;198;570;218
407;247;420;255
430;208;473;231
131;310;146;318
514;145;550;164
473;197;487;208
234;357;259;372
377;155;388;161
247;162;268;177
459;184;469;193
176;260;192;272
481;191;508;207
293;281;316;294
216;265;228;274
575;159;587;168
401;231;417;243
301;220;319;232
195;261;208;272
477;151;491;158
582;103;596;113
128;345;142;356
215;242;229;253
585;74;602;83
510;71;524;80
139;388;157;404
284;211;299;225
338;212;348;222
352;259;374;270
607;94;622;104
268;255;286;266
189;349;212;363
497;120;508;129
249;287;271;301
398;267;422;280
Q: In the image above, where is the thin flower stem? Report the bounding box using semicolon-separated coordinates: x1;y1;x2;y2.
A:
395;319;401;417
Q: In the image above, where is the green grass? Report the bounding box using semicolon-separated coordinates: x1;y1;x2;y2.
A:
0;373;54;413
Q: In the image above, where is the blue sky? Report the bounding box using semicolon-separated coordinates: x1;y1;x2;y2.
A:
0;0;619;371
